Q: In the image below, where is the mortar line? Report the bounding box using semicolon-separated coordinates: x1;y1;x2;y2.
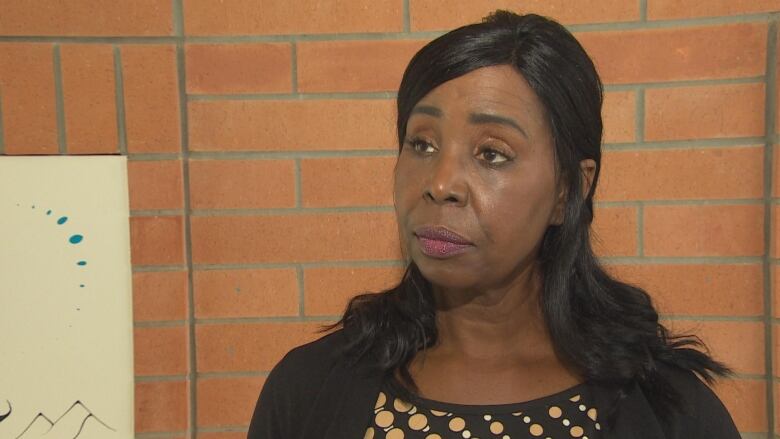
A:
196;316;340;325
0;90;5;154
635;87;645;142
403;0;411;33
171;0;196;437
53;44;67;154
294;158;302;207
193;260;405;270
135;431;188;439
113;46;128;155
188;91;396;101
290;41;298;94
638;0;647;21
763;20;778;438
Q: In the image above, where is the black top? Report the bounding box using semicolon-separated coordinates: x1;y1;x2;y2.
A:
367;378;602;439
247;330;740;439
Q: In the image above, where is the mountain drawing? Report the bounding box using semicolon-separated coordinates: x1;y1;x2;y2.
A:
15;400;114;439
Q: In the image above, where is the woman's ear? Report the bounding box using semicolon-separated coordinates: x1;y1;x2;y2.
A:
550;159;597;226
580;159;597;199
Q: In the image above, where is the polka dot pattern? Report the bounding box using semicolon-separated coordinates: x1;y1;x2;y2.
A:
368;385;602;439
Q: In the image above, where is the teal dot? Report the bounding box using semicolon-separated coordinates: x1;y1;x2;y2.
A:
46;210;52;215
77;261;87;266
79;284;85;288
69;234;83;244
31;205;35;209
57;216;68;225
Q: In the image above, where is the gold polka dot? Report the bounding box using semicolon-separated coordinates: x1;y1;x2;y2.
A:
512;411;522;416
375;392;386;409
375;410;394;428
387;428;405;439
587;408;597;421
364;427;375;439
426;435;442;439
570;426;584;437
595;423;601;430
529;424;544;437
490;421;504;434
462;430;471;438
431;409;448;417
548;406;562;418
449;417;466;432
409;414;428;431
394;398;413;413
569;394;581;402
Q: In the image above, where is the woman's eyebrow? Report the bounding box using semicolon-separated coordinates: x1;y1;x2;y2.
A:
410;105;443;117
469;112;528;138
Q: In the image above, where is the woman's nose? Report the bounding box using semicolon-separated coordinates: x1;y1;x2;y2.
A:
423;153;468;206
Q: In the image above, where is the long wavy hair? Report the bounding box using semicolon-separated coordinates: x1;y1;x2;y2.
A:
334;10;730;426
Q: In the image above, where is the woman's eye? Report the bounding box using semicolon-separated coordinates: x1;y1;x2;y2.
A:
477;148;510;164
408;139;436;154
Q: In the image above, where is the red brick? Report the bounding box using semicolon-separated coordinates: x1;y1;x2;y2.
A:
304;266;404;316
132;271;188;322
713;379;767;433
643;204;764;257
191;212;401;264
664;320;764;375
130;216;186;266
184;0;402;35
648;0;780;19
189;159;296;209
598;147;764;201
0;43;57;154
135;380;188;432
197;376;265;427
607;264;763;317
297;40;425;93
578;23;766;84
188;100;396;151
602;91;635;143
591;206;638;256
194;268;298;318
0;1;173;36
196;322;323;372
410;0;639;30
777;32;780;134
301;157;395;207
121;45;180;153
127;160;184;210
60;44;117;153
134;326;189;376
645;83;765;141
186;44;292;94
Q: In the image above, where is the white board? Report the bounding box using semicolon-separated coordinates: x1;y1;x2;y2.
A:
0;156;134;439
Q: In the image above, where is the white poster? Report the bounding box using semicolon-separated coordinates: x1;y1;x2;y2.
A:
0;156;134;438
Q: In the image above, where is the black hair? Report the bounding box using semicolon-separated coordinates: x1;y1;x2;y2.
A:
333;10;730;428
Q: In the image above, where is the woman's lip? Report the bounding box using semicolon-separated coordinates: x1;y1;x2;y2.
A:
416;236;472;258
413;226;473;245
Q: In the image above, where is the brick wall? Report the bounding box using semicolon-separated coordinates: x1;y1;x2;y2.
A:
0;1;777;438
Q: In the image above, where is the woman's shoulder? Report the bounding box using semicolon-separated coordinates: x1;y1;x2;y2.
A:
267;328;348;384
654;362;740;438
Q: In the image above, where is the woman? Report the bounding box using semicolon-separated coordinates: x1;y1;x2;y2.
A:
248;11;739;439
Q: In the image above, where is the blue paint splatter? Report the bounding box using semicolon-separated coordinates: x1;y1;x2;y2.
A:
57;216;68;225
77;261;87;266
69;234;83;244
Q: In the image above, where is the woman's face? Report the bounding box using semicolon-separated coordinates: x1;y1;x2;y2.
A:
393;65;562;292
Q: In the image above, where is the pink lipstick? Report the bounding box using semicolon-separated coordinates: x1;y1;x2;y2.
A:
414;226;474;258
